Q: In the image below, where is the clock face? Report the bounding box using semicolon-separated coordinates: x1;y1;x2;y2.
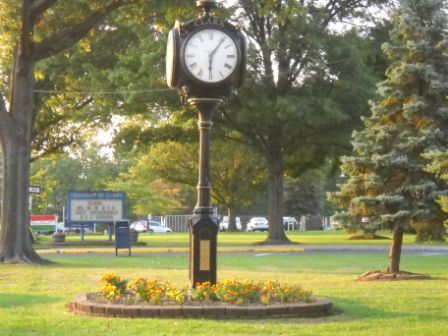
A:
182;28;239;84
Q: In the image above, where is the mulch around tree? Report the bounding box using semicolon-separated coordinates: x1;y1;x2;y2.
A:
357;270;431;281
348;235;390;240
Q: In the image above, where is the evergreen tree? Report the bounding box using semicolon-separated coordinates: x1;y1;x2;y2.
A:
333;0;448;272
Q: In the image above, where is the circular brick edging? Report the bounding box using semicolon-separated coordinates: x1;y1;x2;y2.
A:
69;294;333;319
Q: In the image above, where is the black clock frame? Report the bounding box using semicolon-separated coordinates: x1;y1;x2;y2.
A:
166;27;180;89
166;16;246;99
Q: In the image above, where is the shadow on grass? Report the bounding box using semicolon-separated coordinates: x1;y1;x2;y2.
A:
238;295;448;326
0;293;61;308
324;296;447;322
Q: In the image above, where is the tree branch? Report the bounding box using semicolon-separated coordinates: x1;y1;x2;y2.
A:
289;51;309;84
21;0;35;59
321;0;366;27
220;106;269;153
30;0;58;17
34;0;130;61
31;134;75;162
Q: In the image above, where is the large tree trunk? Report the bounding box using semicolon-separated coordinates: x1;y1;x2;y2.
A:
0;140;43;263
387;226;404;273
265;149;289;243
0;1;128;264
0;39;45;264
227;206;238;232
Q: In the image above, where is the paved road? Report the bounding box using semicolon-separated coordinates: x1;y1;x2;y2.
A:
301;244;448;255
37;244;448;256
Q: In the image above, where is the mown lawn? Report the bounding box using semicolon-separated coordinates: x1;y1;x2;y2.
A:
33;230;445;249
0;252;447;335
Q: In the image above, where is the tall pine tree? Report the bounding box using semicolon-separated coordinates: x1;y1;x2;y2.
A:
334;0;448;272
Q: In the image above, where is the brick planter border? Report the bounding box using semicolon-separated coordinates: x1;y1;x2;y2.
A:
69;294;333;319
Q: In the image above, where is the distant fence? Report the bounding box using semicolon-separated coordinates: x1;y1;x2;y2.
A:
151;215;190;232
150;214;332;232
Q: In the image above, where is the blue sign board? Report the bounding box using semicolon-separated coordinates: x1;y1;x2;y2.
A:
67;191;125;226
115;220;131;256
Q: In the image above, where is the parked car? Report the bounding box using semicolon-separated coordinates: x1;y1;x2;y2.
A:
246;217;269;232
219;216;242;231
130;220;148;233
148;221;172;233
62;227;81;234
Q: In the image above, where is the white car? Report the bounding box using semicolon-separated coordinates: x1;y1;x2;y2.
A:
246;217;269;232
148;221;172;233
219;216;242;231
130;220;148;233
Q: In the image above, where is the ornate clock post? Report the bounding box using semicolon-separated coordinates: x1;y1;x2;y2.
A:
166;0;246;287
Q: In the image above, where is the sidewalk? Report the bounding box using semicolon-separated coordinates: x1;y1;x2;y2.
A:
35;243;448;255
36;245;305;255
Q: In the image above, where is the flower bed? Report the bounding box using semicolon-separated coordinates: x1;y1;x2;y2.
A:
99;273;313;305
68;273;333;319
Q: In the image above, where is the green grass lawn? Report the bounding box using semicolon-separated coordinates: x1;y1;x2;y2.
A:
34;230;446;249
0;252;447;335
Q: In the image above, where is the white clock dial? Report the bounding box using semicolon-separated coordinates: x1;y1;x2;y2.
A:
183;28;238;83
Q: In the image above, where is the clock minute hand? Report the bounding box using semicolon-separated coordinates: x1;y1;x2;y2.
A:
209;36;226;60
208;37;226;79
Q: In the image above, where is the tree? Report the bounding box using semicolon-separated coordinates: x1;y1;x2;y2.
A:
284;172;325;218
333;0;448;272
215;0;387;243
146;140;266;231
0;0;145;263
29;1;195;159
108;150;187;216
30;145;126;216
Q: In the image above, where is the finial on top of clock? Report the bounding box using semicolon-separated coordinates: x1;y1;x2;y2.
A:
196;0;218;16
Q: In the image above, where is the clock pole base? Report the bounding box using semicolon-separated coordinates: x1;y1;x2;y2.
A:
188;213;219;287
187;97;222;288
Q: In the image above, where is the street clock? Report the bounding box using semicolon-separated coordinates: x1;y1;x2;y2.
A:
166;0;246;288
166;0;246;99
